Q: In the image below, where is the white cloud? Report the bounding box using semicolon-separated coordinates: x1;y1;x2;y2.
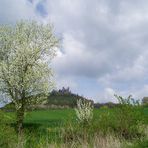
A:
0;0;39;24
39;0;148;101
1;0;148;102
54;74;78;92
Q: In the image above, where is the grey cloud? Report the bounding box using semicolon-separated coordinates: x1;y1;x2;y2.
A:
46;0;148;100
1;0;148;101
45;1;147;62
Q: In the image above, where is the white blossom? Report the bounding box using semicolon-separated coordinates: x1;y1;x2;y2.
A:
0;21;59;110
75;99;93;124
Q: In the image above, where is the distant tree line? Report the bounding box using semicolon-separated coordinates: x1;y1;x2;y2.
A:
142;97;148;107
2;88;148;110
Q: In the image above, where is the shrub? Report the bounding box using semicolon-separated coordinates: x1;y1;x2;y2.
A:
62;99;94;143
113;95;145;139
75;99;93;126
94;95;145;138
92;108;116;135
90;95;146;139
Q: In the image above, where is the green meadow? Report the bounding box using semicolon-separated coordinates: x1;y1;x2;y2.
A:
2;107;148;148
1;92;148;148
5;107;148;130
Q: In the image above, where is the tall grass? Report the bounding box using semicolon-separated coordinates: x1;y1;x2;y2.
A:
0;96;147;148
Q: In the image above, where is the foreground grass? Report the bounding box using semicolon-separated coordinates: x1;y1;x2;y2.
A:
1;107;148;148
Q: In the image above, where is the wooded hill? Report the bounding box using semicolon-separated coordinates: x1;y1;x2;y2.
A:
2;87;94;111
46;87;93;108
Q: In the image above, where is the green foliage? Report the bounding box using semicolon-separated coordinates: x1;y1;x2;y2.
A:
48;94;78;108
1;106;147;147
123;138;148;148
114;95;145;139
2;102;15;111
92;108;116;135
61;99;94;143
62;119;94;143
90;95;146;139
142;97;148;107
132;139;148;148
0;111;17;148
134;139;148;148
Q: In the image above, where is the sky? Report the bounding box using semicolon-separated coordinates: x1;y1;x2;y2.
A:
1;0;148;103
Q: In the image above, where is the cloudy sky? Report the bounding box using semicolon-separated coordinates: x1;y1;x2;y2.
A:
1;0;148;103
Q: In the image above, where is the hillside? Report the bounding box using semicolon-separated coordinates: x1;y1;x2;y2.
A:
46;87;93;108
2;87;94;111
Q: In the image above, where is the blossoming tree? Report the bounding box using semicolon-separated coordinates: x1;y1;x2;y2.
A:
0;21;59;134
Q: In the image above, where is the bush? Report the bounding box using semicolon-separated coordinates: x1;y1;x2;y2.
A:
75;99;93;126
62;95;146;144
89;95;146;139
92;108;116;135
62;99;94;143
114;95;145;139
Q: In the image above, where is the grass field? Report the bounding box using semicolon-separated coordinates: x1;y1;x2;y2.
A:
25;109;75;125
26;107;148;123
6;107;148;129
1;107;148;147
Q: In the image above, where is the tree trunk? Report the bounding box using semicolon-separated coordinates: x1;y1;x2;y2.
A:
16;107;25;135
